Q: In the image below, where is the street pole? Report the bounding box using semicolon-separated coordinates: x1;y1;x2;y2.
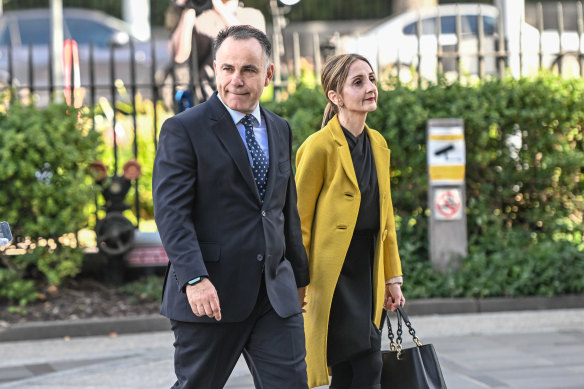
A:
269;0;284;101
495;0;525;78
50;0;64;102
122;0;151;41
427;118;467;271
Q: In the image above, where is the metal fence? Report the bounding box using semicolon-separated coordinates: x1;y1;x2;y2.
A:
333;2;584;86
1;2;583;229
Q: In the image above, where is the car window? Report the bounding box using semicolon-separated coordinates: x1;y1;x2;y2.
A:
403;17;437;35
0;26;10;46
65;17;117;47
465;15;497;35
482;16;497;35
16;17;72;45
403;14;497;36
440;16;457;34
439;15;476;34
17;18;51;45
403;16;458;35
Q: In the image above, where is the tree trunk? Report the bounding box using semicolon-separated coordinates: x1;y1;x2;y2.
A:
392;0;438;15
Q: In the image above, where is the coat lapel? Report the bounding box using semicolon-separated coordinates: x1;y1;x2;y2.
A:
368;127;391;233
208;95;260;201
327;116;359;191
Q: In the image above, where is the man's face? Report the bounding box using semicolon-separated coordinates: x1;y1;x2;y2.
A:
214;37;274;114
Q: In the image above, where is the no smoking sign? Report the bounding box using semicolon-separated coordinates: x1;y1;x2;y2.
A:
434;188;463;220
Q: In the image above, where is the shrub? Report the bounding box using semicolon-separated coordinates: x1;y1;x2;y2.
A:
0;102;101;305
268;73;584;298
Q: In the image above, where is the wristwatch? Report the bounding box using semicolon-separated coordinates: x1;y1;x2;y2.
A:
188;277;203;286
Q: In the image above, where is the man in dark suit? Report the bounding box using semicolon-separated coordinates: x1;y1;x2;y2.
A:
153;25;310;389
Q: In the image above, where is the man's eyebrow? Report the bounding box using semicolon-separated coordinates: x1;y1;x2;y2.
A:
242;64;260;71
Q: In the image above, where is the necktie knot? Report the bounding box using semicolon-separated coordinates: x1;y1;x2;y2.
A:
242;115;254;129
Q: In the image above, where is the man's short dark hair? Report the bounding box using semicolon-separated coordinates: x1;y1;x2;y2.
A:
214;25;272;63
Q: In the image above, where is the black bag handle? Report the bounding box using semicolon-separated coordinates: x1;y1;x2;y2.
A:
397;306;422;347
381;307;423;352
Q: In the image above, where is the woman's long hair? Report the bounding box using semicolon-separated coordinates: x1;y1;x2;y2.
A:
320;53;375;128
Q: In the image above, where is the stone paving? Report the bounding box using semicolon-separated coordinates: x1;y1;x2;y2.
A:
0;309;582;389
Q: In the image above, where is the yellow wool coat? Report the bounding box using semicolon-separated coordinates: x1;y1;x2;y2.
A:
295;115;402;388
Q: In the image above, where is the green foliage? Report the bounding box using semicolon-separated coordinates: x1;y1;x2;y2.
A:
404;229;584;298
0;267;37;308
263;86;327;154
273;74;584;298
93;100;173;224
0;102;102;303
122;275;163;303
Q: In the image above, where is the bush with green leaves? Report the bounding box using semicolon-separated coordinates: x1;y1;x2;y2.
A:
0;102;102;306
266;73;584;298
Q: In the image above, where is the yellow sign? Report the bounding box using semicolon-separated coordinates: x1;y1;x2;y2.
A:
427;122;465;183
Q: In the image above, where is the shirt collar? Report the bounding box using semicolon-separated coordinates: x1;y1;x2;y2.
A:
217;94;262;127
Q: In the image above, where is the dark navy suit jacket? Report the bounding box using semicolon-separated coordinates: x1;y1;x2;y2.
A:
153;92;309;323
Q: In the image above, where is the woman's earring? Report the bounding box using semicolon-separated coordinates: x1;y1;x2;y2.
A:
339;103;344;108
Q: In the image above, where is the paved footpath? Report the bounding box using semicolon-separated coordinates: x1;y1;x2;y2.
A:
0;309;583;389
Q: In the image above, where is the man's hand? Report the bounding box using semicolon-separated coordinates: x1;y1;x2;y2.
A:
384;283;405;312
186;278;222;321
298;287;307;313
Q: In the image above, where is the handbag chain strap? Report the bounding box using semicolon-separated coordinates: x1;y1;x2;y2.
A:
397;307;423;347
386;311;398;351
384;307;423;356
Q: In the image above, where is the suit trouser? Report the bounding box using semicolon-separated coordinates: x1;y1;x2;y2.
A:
169;280;308;389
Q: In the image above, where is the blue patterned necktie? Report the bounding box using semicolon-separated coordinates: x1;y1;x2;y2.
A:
241;114;268;202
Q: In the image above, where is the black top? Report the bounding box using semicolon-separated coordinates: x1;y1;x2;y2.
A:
342;127;380;232
327;127;381;365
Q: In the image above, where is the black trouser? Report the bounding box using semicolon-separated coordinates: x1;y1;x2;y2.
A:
329;349;382;389
169;280;308;389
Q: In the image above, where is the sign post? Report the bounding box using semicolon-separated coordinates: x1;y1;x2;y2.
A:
427;118;467;271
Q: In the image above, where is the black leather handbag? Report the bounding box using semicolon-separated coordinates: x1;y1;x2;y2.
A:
380;307;447;389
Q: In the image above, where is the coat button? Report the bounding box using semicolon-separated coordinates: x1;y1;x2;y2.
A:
261;210;266;217
257;254;264;261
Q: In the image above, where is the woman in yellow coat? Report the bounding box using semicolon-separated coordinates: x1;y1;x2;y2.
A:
296;54;405;389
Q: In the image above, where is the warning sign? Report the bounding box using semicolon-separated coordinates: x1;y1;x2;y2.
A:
427;120;465;184
434;188;463;220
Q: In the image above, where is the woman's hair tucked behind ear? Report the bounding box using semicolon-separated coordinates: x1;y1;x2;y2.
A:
320;53;374;128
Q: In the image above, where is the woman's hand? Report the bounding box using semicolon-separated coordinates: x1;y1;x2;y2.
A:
384;283;405;312
298;287;307;313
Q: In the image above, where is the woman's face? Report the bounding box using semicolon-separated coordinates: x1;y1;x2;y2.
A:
338;59;378;115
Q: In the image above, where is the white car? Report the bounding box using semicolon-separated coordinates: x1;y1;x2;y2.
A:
339;3;583;83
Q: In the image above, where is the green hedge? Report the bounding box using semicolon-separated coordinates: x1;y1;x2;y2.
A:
0;102;101;307
265;74;584;298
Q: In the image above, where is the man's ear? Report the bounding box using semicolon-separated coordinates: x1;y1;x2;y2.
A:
265;63;275;86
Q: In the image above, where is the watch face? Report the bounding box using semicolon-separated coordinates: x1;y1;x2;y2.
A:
0;221;12;248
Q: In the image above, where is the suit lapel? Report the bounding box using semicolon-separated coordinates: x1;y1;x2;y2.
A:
261;107;277;204
208;95;260;201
